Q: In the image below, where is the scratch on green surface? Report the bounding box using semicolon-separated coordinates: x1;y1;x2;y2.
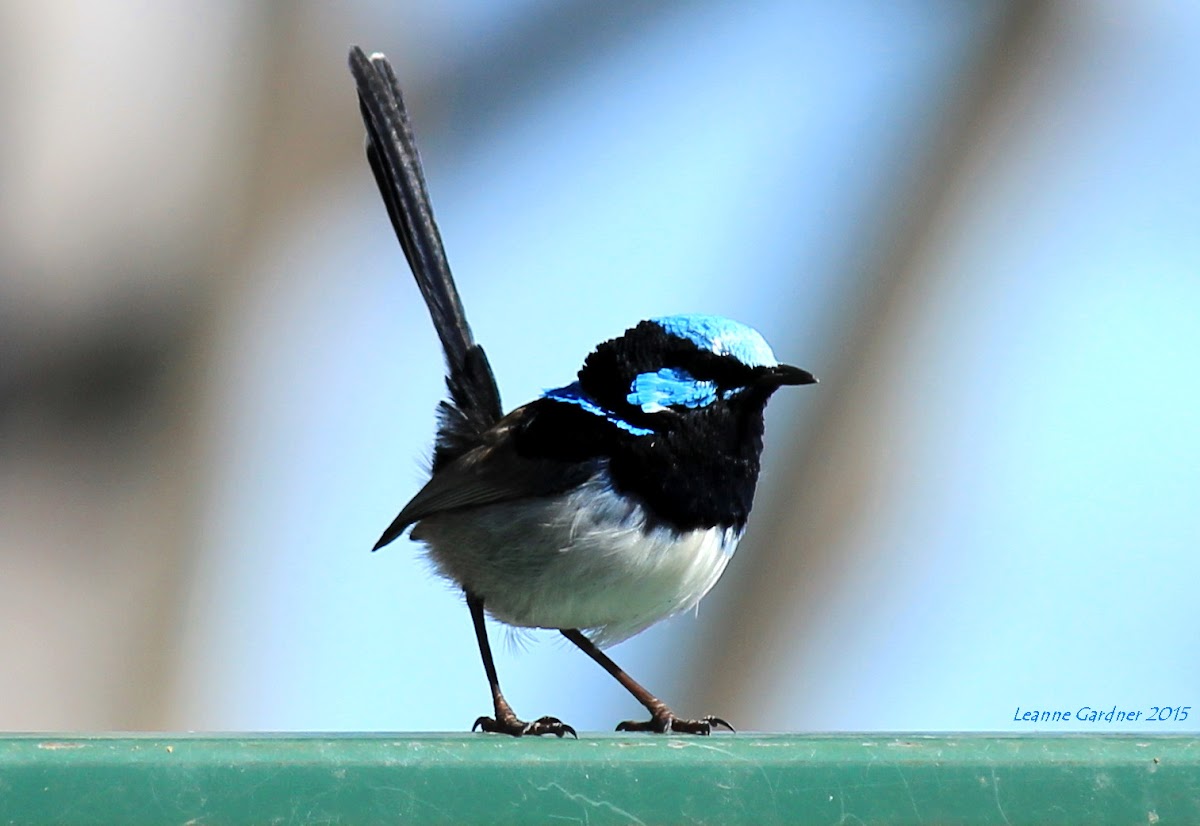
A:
537;782;649;826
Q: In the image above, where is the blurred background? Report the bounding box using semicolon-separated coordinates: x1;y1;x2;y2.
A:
1;0;1197;733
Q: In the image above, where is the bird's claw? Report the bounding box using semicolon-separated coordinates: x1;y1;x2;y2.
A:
616;713;734;735
473;714;577;738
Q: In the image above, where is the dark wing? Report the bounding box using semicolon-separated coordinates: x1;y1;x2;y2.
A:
372;402;604;548
348;46;502;471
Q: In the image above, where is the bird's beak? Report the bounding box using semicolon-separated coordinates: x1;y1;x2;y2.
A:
763;364;818;387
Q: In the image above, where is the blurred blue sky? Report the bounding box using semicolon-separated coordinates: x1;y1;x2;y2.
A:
171;0;1199;733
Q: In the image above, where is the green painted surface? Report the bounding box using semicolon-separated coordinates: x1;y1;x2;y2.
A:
0;733;1196;825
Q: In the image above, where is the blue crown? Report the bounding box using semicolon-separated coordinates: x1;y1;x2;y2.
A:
652;314;778;369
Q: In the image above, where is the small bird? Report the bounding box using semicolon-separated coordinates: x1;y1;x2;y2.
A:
349;46;816;736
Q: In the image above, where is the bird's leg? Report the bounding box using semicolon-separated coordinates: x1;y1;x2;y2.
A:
560;629;733;735
467;593;575;737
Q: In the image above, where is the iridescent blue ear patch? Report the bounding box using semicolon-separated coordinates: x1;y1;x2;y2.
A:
627;368;719;413
652;314;778;369
543;381;654;436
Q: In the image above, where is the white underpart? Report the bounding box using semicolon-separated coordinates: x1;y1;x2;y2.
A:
411;472;740;646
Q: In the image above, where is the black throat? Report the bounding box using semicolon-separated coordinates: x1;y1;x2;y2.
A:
609;396;770;533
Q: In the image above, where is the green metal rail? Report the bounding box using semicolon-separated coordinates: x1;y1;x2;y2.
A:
0;734;1195;824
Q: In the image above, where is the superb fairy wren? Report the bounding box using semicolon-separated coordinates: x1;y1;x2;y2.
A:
350;47;816;736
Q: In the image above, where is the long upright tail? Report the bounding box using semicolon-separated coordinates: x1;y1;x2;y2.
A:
349;48;502;459
350;47;504;549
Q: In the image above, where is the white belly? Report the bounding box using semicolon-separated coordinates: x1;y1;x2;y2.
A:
411;475;741;646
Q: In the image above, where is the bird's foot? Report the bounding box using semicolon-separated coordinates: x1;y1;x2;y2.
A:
473;713;577;738
617;712;734;735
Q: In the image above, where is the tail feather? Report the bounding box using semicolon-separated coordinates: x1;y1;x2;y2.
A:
349;46;502;471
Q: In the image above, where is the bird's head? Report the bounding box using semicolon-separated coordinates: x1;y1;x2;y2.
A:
571;314;816;435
